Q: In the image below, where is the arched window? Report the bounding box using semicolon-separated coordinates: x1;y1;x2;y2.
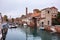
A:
55;15;56;17
48;21;49;25
48;11;49;14
42;22;44;27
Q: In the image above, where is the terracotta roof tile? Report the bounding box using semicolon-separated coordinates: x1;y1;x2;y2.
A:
31;13;40;17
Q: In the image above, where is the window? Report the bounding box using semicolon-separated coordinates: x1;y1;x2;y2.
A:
48;11;49;14
55;15;56;17
48;21;49;25
52;15;53;16
42;22;44;27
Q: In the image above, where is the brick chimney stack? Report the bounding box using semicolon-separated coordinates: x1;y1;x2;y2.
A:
26;7;28;15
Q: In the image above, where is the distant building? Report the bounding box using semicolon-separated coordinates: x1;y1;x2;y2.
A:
21;13;32;24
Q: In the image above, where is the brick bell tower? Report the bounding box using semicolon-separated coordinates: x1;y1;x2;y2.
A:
26;7;28;15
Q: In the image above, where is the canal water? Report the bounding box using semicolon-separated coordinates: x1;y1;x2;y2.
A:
5;27;60;40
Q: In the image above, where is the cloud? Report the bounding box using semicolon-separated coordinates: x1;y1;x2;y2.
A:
0;0;60;18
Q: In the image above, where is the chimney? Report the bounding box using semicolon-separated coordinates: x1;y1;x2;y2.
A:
26;7;28;15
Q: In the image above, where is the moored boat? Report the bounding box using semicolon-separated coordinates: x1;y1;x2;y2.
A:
50;27;57;33
23;23;27;28
54;26;60;33
39;27;45;30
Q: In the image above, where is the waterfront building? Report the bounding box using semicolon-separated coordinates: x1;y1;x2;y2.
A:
40;7;58;27
20;7;58;28
40;8;52;26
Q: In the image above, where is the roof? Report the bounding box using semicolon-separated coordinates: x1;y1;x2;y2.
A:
33;9;41;13
41;7;58;11
51;7;57;9
31;13;40;17
41;8;50;11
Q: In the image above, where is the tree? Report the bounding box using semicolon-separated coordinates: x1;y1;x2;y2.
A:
11;18;14;23
52;12;60;25
56;12;60;23
21;15;25;17
52;18;60;25
33;9;40;13
3;15;8;22
57;12;60;19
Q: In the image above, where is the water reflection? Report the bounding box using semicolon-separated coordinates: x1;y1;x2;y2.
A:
30;28;60;40
51;34;60;40
6;28;26;40
2;28;8;40
38;30;52;40
2;27;60;40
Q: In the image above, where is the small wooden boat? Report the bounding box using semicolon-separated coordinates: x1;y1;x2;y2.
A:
9;25;17;28
23;23;27;26
55;26;60;33
44;26;56;33
50;27;56;32
44;26;60;33
15;24;18;27
23;23;27;28
44;26;52;31
39;27;45;30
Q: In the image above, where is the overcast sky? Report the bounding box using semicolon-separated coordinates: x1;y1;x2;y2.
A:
0;0;60;18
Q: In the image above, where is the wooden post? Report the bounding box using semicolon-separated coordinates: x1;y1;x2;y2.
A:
2;28;8;40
